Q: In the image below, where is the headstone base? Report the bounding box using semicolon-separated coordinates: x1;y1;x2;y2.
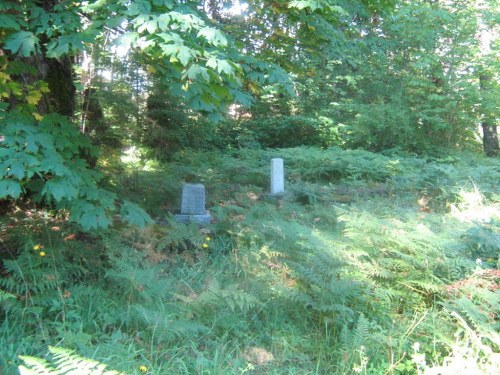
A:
175;212;212;225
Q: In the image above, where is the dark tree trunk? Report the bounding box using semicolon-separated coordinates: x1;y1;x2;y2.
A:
482;122;499;157
44;55;76;117
5;0;76;117
480;74;499;157
82;87;104;134
28;0;76;117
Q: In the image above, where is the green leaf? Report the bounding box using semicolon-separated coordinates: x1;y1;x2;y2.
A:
0;14;21;30
160;44;178;57
81;187;116;209
206;56;218;70
247;71;266;83
41;177;78;202
120;201;153;227
0;148;13;158
70;201;112;230
289;0;321;11
8;161;25;180
116;32;139;48
329;5;347;15
80;207;112;229
47;32;92;58
168;12;204;31
197;27;227;47
157;13;171;31
146;19;158;34
45;34;91;58
232;90;253;107
3;31;40;57
0;180;22;199
207;58;234;76
133;14;150;27
184;65;210;81
160;44;198;66
46;39;69;57
24;134;40;153
189;97;217;112
127;0;151;16
207;112;222;122
39;152;71;177
158;32;183;44
177;46;193;66
218;60;233;75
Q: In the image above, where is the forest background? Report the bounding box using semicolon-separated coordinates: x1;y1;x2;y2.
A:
0;0;499;374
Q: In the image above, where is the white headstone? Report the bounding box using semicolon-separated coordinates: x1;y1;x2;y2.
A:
270;158;285;195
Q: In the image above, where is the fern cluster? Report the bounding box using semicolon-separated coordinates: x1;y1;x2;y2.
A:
346;210;479;282
1;147;498;374
0;239;96;333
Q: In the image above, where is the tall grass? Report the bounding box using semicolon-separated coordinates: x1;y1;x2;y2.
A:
1;147;498;374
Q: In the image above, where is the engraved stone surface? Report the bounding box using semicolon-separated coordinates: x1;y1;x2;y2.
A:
180;183;206;215
175;183;211;225
270;158;285;195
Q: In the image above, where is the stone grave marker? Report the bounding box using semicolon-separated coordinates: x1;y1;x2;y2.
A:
270;158;285;195
175;183;211;224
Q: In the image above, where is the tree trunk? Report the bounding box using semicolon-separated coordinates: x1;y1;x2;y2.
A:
480;74;499;157
6;1;76;117
482;122;499;157
46;56;76;116
37;0;76;116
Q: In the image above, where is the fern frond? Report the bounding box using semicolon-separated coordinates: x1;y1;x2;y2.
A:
125;303;208;341
337;313;385;367
401;279;444;295
19;355;61;375
353;314;371;348
191;279;260;314
0;289;16;302
19;346;125;375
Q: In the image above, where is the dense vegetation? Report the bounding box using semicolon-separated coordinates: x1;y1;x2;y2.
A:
1;148;499;374
1;0;499;374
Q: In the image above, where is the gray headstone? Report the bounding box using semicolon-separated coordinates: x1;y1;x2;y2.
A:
270;158;285;195
180;183;206;215
175;183;211;225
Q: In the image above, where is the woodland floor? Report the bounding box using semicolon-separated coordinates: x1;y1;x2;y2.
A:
1;147;499;374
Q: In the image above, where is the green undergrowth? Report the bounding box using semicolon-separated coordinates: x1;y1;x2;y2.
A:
1;147;499;374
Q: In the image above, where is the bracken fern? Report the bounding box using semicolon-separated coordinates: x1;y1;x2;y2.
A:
19;346;124;375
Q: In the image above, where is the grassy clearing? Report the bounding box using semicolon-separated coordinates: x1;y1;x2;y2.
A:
1;147;499;374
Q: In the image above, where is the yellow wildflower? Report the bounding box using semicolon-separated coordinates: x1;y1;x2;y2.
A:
33;244;43;250
205;236;211;241
139;365;148;372
202;243;209;248
39;251;46;257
